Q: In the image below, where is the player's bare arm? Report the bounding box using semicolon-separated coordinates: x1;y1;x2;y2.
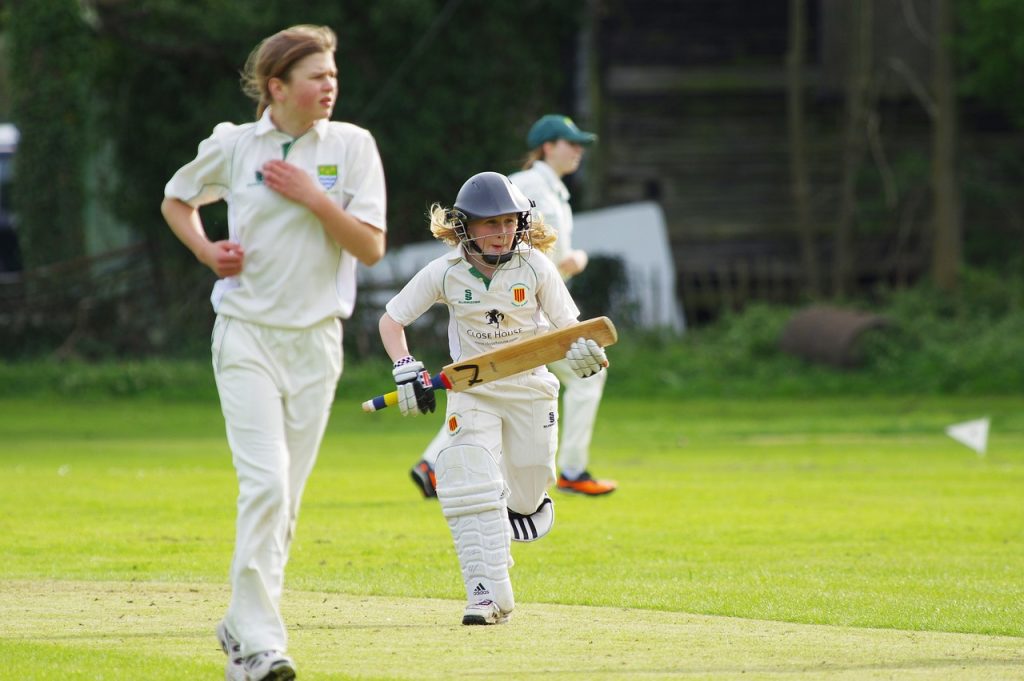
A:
260;159;386;266
558;249;588;278
160;197;244;277
378;312;412;362
378;312;435;417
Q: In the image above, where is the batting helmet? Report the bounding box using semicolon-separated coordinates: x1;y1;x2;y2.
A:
448;172;534;265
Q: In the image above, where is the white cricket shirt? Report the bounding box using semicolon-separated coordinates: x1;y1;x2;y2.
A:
510;161;573;278
385;247;580;363
164;108;387;328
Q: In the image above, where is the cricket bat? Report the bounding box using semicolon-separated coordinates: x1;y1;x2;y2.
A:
362;316;617;412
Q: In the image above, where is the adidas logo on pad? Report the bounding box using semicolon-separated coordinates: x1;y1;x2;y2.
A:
473;583;489;596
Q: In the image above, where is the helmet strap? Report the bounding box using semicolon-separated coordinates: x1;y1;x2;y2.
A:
464;238;516;266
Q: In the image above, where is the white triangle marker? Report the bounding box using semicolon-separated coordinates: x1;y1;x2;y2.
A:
945;418;990;456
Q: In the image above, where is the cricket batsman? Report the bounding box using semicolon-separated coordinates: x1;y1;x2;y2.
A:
377;172;608;624
410;114;616;498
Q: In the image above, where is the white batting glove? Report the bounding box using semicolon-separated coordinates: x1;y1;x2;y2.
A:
392;355;436;417
565;337;608;378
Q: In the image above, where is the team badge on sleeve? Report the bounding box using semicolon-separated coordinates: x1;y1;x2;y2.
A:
510;284;529;306
317;165;338;190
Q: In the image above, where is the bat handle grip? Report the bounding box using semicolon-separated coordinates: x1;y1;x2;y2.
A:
361;372;448;412
361;391;399;412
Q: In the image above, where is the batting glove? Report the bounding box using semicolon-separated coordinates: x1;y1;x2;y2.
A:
392;355;436;417
565;337;608;378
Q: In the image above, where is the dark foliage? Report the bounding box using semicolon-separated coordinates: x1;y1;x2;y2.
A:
956;0;1024;127
8;0;89;268
74;0;582;346
89;0;580;248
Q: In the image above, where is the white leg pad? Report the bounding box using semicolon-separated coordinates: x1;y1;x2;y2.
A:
436;445;514;615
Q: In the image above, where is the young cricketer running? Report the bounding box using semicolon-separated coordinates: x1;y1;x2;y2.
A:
410;114;615;498
377;171;608;625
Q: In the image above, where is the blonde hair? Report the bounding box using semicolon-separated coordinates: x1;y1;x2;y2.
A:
520;148;545;171
427;203;556;254
241;25;337;119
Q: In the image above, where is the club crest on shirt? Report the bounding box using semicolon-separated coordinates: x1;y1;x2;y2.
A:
509;283;529;307
317;164;338;190
446;413;462;435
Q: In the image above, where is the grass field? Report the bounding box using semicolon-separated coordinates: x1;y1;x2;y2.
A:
1;393;1022;680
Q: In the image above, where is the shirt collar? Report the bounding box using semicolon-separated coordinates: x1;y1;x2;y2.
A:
311;117;329;140
255;107;329;140
532;160;570;200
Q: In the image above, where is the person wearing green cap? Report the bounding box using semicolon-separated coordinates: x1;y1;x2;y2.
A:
510;114;615;496
408;114;617;500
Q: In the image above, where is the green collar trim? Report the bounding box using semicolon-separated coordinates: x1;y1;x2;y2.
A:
468;265;491;289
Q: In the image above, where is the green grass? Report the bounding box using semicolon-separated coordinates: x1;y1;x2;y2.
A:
1;394;1023;679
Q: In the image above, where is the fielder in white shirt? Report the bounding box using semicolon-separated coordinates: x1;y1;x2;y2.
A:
378;171;608;626
410;114;616;499
161;25;386;681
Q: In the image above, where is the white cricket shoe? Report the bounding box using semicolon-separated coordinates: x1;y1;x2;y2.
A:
215;620;246;681
243;650;296;681
462;599;512;625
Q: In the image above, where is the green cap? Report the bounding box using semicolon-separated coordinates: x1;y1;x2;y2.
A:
526;114;597;149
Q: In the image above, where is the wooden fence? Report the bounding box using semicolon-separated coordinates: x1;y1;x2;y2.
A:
0;242;160;357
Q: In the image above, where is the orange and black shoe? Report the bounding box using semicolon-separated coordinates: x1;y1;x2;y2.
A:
410;459;438;499
556;470;617;496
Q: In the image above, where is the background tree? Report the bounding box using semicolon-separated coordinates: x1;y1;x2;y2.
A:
953;0;1024;275
834;0;873;297
87;0;579;251
956;0;1024;127
8;0;90;268
83;0;580;343
930;0;961;291
786;0;818;298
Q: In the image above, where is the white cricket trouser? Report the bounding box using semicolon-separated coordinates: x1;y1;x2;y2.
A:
422;362;604;481
211;315;342;657
546;358;606;478
440;369;559;515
